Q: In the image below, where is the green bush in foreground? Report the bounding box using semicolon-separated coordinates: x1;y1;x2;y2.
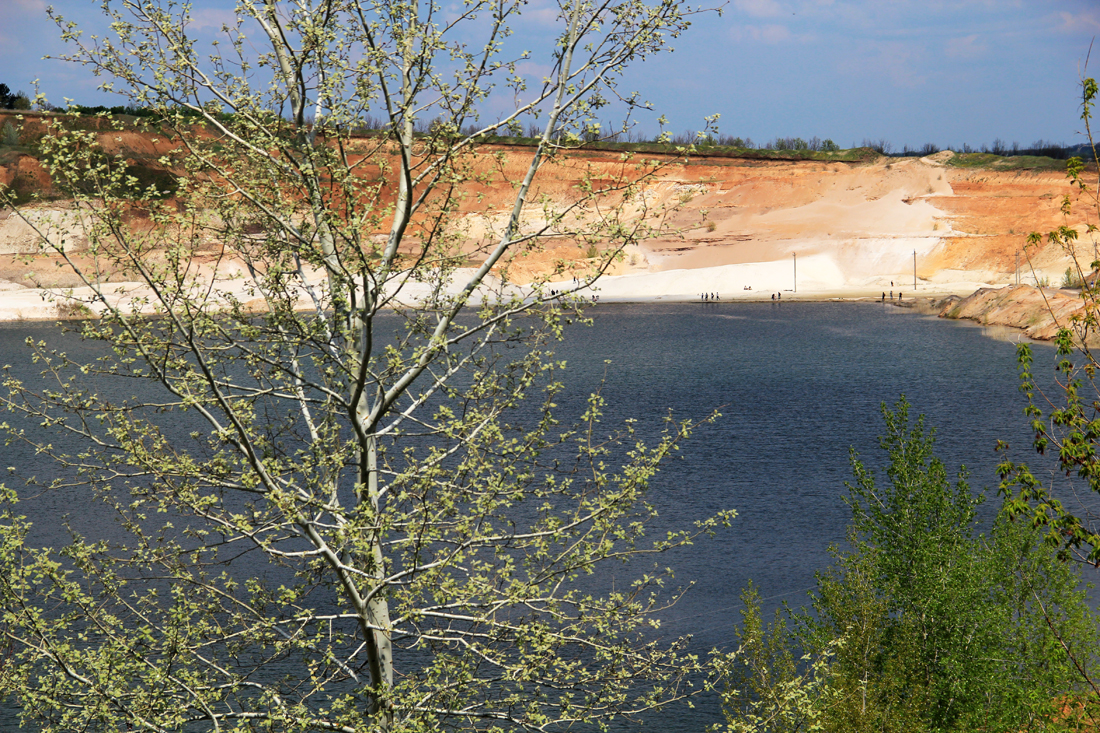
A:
717;398;1100;733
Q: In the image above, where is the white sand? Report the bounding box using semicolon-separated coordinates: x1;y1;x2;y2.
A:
548;252;995;303
0;253;1004;324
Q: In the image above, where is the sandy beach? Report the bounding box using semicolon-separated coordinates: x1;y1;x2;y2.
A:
0;260;994;324
549;256;992;304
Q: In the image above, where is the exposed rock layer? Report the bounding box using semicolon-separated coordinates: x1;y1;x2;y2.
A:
0;111;1093;321
938;284;1089;341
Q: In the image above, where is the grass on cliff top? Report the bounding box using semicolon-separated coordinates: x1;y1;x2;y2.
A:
0;110;880;164
483;135;880;163
0;109;1077;172
945;152;1073;171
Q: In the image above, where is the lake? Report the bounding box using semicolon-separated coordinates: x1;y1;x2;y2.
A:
0;301;1082;730
538;302;1083;631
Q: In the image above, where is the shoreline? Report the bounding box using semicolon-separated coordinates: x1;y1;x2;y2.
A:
0;285;976;322
0;261;1065;343
0;281;1062;350
0;263;997;322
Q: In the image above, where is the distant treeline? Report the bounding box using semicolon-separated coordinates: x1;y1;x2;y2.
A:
0;85;31;110
639;132;1085;159
517;123;1088;159
48;104;200;119
870;137;1087;160
23;103;1093;160
524;123;845;152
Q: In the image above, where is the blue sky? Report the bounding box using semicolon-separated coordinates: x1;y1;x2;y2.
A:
3;0;1098;150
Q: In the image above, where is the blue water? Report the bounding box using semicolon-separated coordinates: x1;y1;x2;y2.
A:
0;301;1080;730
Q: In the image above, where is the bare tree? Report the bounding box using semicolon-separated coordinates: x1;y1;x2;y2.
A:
0;0;730;731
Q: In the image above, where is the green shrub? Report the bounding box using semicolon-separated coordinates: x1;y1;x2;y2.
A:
1062;267;1083;288
1;121;18;146
1;171;37;205
719;398;1100;733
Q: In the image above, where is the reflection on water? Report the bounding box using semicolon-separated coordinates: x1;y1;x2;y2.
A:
0;302;1082;731
979;323;1031;343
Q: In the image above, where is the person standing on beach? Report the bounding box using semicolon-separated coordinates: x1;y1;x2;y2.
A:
882;292;886;302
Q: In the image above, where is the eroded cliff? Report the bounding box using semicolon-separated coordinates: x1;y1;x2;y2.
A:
0;110;1092;317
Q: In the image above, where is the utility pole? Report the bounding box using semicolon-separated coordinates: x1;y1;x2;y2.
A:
913;249;917;291
793;252;797;293
1016;250;1020;286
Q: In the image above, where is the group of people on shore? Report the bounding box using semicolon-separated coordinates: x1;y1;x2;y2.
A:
545;288;597;303
699;291;790;301
881;291;903;302
700;291;792;301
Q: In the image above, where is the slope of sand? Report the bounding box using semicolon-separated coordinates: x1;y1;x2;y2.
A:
0;136;1090;321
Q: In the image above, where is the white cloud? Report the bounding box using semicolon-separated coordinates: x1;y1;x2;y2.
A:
514;61;555;87
833;39;928;90
10;0;46;12
729;23;792;44
1056;10;1100;33
733;0;786;19
944;34;987;59
189;9;244;32
524;7;560;24
510;0;563;29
